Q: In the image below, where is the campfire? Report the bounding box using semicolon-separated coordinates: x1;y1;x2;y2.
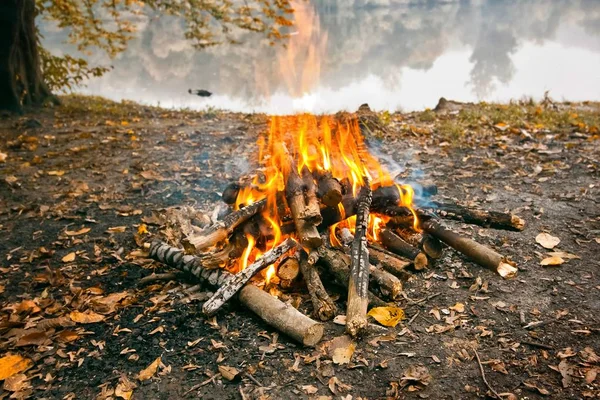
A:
146;112;524;346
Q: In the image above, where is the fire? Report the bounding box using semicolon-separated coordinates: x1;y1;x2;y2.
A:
240;234;256;271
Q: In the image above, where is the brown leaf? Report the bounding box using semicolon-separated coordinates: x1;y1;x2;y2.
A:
540;256;564;266
524;381;550;395
3;373;28;392
400;365;432;388
302;385;318;395
91;292;129;314
558;360;574;388
115;375;136;399
328;335;355;365
535;233;560;249
16;330;49;347
61;252;76;263
218;365;240;381
64;227;91;236
449;303;465;313
0;354;33;380
138;357;161;381
585;368;598;384
107;226;127;233
69;310;105;324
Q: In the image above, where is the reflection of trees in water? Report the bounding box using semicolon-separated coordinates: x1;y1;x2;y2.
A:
40;0;600;102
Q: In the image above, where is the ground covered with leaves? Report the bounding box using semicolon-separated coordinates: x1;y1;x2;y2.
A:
1;95;599;399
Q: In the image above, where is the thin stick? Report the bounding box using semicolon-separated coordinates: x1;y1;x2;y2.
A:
202;238;297;316
473;349;502;399
300;252;336;321
139;272;180;285
346;176;372;337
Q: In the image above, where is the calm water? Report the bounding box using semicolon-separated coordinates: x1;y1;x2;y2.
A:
40;0;600;114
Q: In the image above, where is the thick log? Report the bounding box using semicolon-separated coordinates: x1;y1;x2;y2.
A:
421;234;444;259
285;158;322;248
380;229;428;270
301;167;322;224
367;245;413;281
239;285;324;346
277;254;300;281
300;252;336;321
422;220;517;278
369;266;403;300
318;246;388;308
202;238;297;316
346;178;372;337
423;201;525;231
316;171;343;207
149;240;323;346
149;241;232;286
187;199;267;251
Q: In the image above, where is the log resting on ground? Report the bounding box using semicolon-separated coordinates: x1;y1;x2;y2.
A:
202;238;297;316
422;220;518;278
148;240;323;346
346;178;372;337
368;245;413;281
186;199;267;251
300;252;336;321
380;229;428;270
423;201;525;231
369;266;403;300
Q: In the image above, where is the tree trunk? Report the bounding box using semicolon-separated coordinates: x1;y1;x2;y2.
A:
0;0;58;113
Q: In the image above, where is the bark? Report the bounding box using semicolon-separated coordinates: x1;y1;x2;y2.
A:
277;254;300;281
369;266;403;300
423;201;525;231
367;245;413;281
346;178;372;337
202;238;297;316
315;171;343;207
299;252;336;321
380;229;428;270
422;220;518;278
0;0;58;112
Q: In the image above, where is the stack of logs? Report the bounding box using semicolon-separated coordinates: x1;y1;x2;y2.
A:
146;169;524;346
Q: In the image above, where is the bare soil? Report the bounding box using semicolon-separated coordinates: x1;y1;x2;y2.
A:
1;96;599;399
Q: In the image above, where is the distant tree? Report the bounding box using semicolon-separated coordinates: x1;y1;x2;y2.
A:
0;0;293;112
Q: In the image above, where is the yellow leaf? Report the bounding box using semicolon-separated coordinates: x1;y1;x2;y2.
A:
0;355;33;380
540;256;564;266
0;152;7;163
121;121;129;126
69;310;105;324
137;224;148;235
138;357;161;381
61;252;76;263
535;233;560;249
368;306;405;327
47;170;65;176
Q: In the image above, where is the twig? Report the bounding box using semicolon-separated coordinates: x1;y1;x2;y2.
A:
523;319;557;330
520;340;554;350
139;272;180;285
407;311;420;326
473;349;502;400
244;372;263;387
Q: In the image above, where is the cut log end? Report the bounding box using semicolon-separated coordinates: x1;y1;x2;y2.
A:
512;216;526;231
498;262;518;279
413;253;429;270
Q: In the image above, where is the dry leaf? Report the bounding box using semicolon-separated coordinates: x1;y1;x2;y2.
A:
65;227;91;236
218;365;240;381
3;373;27;392
449;303;465;313
524;381;550;395
0;355;33;380
329;335;356;365
69;310;105;324
400;365;432;389
137;224;148;235
107;226;127;233
62;252;76;263
540;256;564;266
302;385;318;395
585;368;598;384
16;330;49;347
115;375;136;400
0;152;7;163
367;306;405;327
535;233;560;249
557;360;574;388
138;357;161;381
47;170;66;176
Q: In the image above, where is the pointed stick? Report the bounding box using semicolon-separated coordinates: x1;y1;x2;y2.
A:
346;177;372;337
202;238;297;316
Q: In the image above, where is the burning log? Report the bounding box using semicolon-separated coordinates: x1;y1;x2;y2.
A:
202;238;297;316
285;158;323;248
380;229;428;270
187;199;267;251
317;246;388;308
346;178;372;337
423;201;525;232
221;182;240;205
422;220;518;278
315;171;343;207
369;266;403;300
367;245;413;281
239;285;324;346
149;240;323;346
300;252;336;321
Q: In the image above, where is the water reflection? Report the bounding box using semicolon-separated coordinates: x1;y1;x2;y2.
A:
40;0;600;113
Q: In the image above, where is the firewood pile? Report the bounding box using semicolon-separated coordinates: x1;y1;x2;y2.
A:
143;114;525;346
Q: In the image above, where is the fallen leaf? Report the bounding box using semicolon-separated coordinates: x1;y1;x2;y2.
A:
69;310;105;324
400;365;431;389
535;233;560;249
16;330;49;347
329;335;355;365
0;152;7;163
137;224;148;235
540;256;564;266
64;227;91;236
0;355;33;380
47;170;66;176
523;381;550;395
2;373;27;392
367;306;405;327
302;385;318;395
218;365;240;381
585;368;598;384
61;252;76;263
138;357;161;381
107;226;127;233
449;303;465;313
557;360;574;388
115;375;136;399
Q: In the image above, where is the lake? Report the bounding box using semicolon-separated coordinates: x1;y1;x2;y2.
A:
40;0;600;114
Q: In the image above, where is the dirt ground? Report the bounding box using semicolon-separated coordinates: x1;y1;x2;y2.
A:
1;96;599;400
